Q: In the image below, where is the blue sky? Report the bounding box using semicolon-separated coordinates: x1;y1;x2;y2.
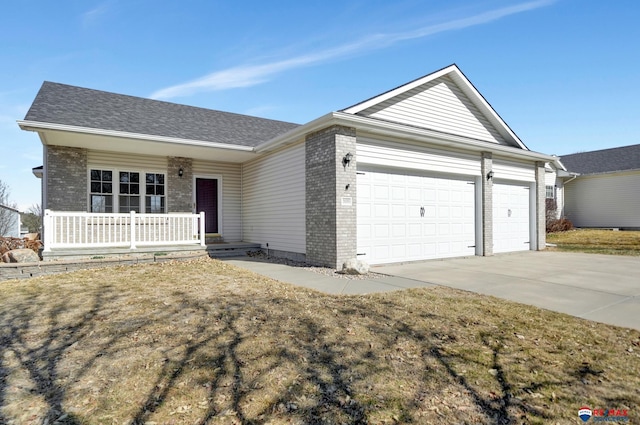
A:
1;0;639;210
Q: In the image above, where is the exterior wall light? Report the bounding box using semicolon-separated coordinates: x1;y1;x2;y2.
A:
178;167;184;178
486;170;494;180
342;152;354;168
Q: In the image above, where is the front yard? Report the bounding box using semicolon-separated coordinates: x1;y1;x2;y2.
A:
547;228;640;256
0;258;638;424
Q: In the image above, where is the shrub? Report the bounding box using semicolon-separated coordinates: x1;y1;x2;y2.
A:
547;217;574;233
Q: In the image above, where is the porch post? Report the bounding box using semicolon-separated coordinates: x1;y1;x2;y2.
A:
43;209;52;252
129;210;137;249
199;212;206;247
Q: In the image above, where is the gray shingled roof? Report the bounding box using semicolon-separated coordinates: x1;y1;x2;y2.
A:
561;144;640;174
24;82;300;148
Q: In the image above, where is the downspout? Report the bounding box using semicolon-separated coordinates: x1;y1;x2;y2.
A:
563;173;579;185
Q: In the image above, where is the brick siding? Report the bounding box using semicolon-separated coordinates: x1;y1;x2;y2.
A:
481;152;493;256
305;125;357;268
46;146;88;211
168;157;193;212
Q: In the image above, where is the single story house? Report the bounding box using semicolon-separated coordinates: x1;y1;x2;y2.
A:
559;144;640;229
19;64;560;267
542;161;573;221
0;204;22;238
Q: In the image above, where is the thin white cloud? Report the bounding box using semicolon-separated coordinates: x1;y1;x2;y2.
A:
82;2;111;28
151;0;555;100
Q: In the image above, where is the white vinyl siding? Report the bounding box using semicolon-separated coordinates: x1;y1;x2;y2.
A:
242;142;306;254
492;159;535;182
357;76;506;144
357;138;481;177
564;171;640;228
193;160;242;242
87;150;168;170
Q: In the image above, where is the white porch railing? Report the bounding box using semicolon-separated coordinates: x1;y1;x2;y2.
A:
42;210;206;252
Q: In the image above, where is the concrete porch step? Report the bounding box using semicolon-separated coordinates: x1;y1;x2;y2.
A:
206;242;262;258
42;244;208;262
205;233;224;244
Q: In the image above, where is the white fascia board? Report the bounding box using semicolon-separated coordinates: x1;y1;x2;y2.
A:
447;69;527;150
342;65;457;114
343;113;553;162
254;112;336;153
342;64;528;151
554;158;568;171
257;112;556;163
17;120;255;152
556;169;579;178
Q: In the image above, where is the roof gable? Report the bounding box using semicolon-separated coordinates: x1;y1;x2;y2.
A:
24;82;299;148
561;144;640;174
342;64;526;149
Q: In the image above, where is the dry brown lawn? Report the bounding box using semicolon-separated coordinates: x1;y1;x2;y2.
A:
0;258;638;424
548;229;640;256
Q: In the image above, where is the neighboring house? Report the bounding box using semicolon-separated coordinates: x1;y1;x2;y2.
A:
559;144;640;228
0;204;21;238
543;160;574;220
18;64;560;267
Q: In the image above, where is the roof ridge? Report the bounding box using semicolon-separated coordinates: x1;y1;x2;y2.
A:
38;81;299;126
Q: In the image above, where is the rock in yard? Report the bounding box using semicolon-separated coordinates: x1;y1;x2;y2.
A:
2;248;40;263
341;258;370;275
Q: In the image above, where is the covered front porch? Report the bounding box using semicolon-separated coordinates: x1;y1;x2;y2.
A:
43;209;206;251
41;209;262;261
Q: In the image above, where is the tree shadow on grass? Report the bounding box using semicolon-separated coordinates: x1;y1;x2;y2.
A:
1;266;637;424
0;284;119;424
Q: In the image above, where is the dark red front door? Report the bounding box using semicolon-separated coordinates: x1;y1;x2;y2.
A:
196;178;218;233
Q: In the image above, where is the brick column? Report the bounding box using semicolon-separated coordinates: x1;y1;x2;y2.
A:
167;157;193;212
481;152;493;256
46;146;87;211
535;161;546;250
305;125;357;268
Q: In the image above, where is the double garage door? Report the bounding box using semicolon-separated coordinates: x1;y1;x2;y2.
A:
357;169;530;265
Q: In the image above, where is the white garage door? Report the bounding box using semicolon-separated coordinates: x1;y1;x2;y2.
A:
492;183;531;253
357;171;476;265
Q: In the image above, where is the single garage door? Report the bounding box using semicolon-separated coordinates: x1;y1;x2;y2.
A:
492;183;531;253
357;170;476;265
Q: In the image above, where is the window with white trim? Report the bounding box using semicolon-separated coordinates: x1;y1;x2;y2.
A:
119;171;141;213
145;173;165;213
90;169;113;213
546;185;556;199
89;169;166;213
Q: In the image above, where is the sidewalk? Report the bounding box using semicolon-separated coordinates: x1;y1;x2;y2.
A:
224;252;640;330
222;257;436;295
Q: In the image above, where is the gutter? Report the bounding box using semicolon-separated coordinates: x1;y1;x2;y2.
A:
256;111;557;164
562;173;580;185
17;120;255;152
19;115;561;166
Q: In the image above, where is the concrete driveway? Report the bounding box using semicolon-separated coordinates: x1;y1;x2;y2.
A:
375;251;640;330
